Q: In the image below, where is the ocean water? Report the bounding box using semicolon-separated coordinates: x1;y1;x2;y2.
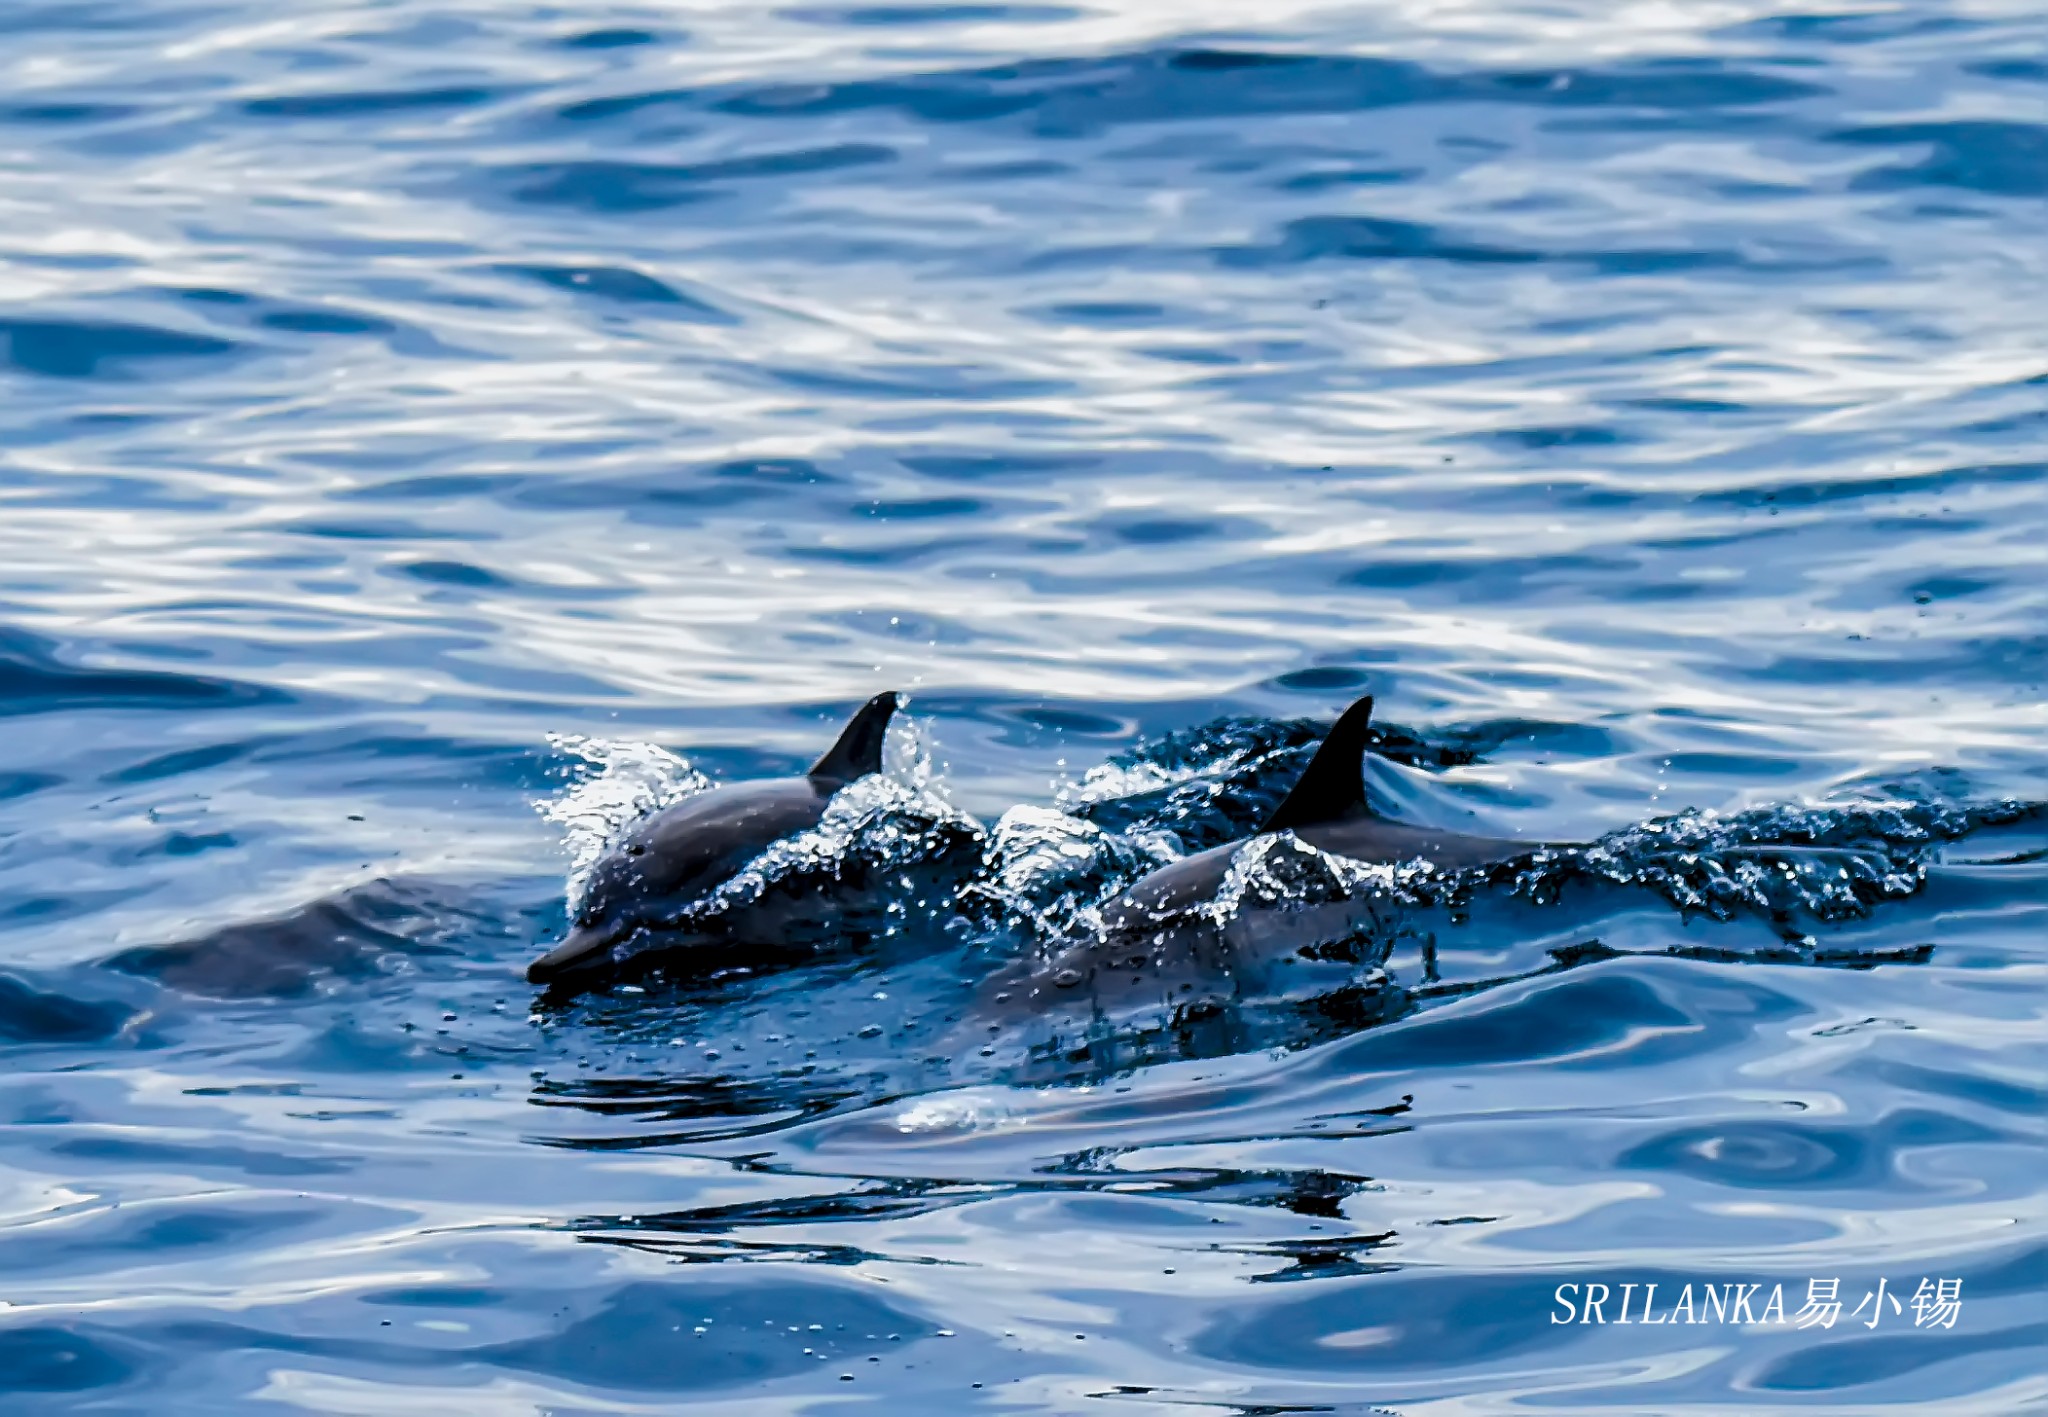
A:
2;0;2045;1411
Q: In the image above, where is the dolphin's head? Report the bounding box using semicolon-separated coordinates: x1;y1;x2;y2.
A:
524;778;834;989
527;830;700;984
525;829;670;984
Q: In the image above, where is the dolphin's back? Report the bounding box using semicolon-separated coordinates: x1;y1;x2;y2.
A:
577;777;833;930
1098;841;1239;932
1295;818;1536;872
1258;692;1539;871
1097;816;1533;937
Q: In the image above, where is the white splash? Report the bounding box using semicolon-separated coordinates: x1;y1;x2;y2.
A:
883;710;951;803
893;1092;1016;1134
972;804;1178;938
1203;831;1445;926
1054;732;1311;810
686;766;982;921
1057;752;1241;808
537;733;710;910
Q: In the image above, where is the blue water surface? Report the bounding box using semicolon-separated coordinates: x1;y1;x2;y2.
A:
1;0;2044;1411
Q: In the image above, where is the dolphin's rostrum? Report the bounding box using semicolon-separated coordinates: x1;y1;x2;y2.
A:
526;691;908;986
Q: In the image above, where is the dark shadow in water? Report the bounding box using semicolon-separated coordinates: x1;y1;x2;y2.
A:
529;1070;872;1148
562;1178;975;1267
1234;1228;1400;1284
1832;119;2048;198
0;316;244;380
0;1326;141;1396
0;972;137;1044
575;47;1825;136
564;1156;1385;1269
0;623;285;717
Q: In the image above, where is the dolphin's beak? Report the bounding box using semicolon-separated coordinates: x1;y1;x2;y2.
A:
526;922;621;985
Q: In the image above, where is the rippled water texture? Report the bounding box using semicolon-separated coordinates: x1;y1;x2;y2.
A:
2;1;2045;1412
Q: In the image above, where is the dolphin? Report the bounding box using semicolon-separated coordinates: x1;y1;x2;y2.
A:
107;876;469;1000
977;694;1553;1019
527;691;918;987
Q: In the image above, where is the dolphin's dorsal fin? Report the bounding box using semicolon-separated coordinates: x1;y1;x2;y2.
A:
1260;694;1376;832
808;691;901;782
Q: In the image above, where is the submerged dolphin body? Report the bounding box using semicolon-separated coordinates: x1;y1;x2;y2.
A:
978;694;1553;1020
527;691;916;987
107;877;475;1000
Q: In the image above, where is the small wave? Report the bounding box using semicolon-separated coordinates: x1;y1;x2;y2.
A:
1832;118;2048;198
684;48;1821;138
497;262;738;324
556;27;663;51
496;145;896;212
240;85;502;120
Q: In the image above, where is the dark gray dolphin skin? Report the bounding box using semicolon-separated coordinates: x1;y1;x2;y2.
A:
979;694;1553;1019
526;691;903;986
106;877;469;1000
